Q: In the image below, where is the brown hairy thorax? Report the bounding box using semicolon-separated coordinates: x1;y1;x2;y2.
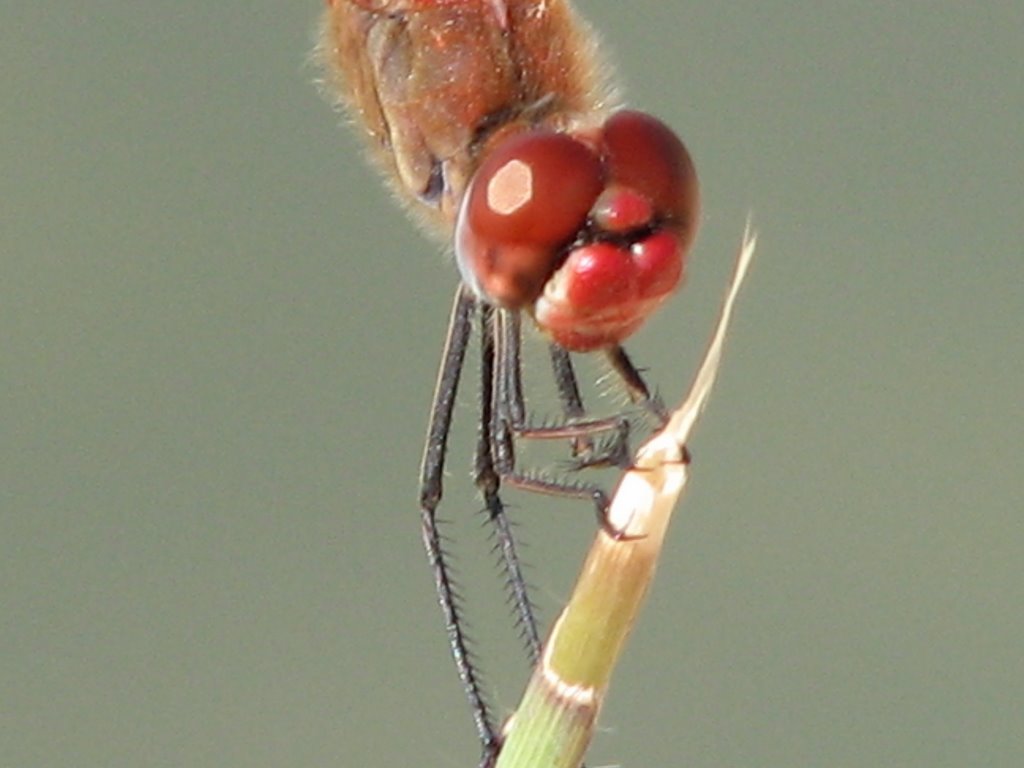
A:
316;0;617;240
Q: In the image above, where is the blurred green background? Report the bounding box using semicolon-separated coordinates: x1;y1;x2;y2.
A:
3;3;1021;767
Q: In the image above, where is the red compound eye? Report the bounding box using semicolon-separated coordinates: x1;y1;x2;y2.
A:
531;111;699;351
455;130;603;309
603;110;699;249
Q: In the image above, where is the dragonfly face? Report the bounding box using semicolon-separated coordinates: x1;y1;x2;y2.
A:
318;1;698;763
456;110;698;350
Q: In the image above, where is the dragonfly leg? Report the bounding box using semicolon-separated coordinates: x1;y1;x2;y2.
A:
604;344;669;426
419;286;500;755
477;305;544;663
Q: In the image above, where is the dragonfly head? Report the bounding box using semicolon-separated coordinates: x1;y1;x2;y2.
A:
455;110;699;352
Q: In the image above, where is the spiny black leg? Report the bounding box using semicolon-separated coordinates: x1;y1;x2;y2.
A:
477;306;544;662
488;309;520;477
418;286;499;757
548;343;586;420
548;342;606;461
501;337;633;471
496;309;526;426
604;344;669;425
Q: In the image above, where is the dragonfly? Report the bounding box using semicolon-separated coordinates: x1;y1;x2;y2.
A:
317;1;699;763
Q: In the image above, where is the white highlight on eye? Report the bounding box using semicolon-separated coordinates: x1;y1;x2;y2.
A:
487;160;533;215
